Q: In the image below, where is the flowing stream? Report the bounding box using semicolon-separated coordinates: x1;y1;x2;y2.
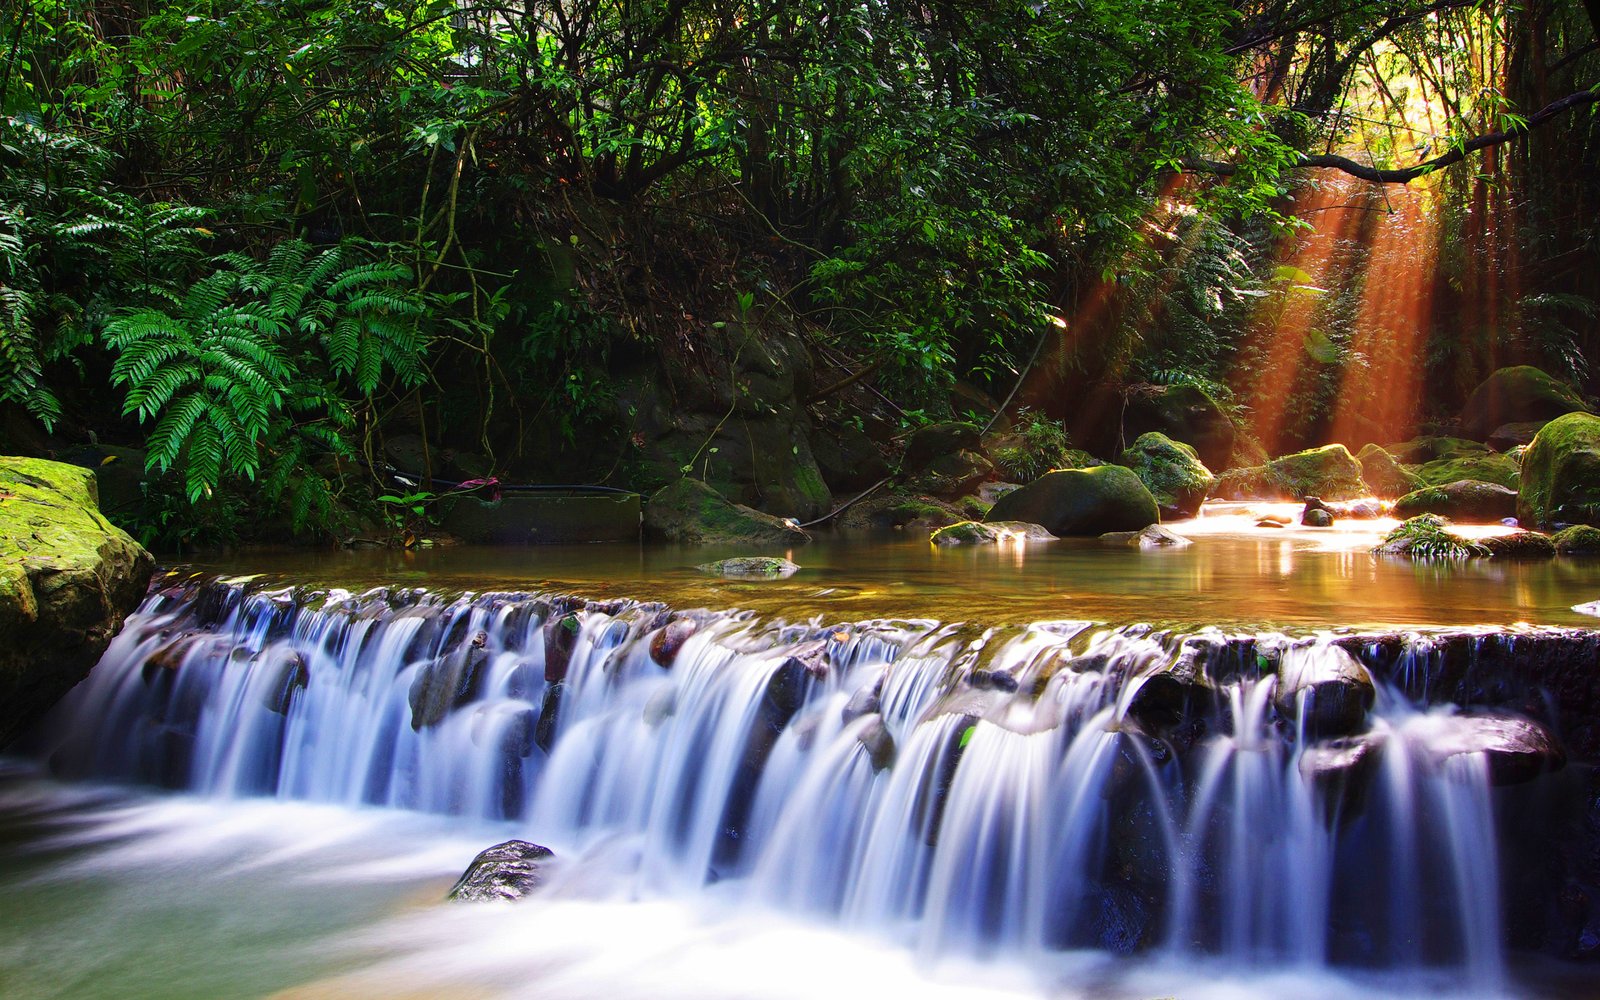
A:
5;553;1592;998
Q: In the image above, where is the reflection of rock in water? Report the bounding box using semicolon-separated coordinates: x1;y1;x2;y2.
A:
30;573;1600;981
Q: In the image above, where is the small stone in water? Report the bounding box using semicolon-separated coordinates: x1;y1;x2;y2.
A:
448;840;555;902
696;557;801;579
1574;600;1600;617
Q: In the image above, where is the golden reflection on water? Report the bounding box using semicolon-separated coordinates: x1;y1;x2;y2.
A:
179;506;1600;632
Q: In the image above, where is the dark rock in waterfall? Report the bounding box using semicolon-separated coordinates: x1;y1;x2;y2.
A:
1274;646;1375;738
255;649;309;715
968;669;1020;692
1428;714;1566;785
1125;672;1189;734
544;612;581;683
534;682;564;753
649;617;699;668
855;715;896;771
841;674;884;724
1299;733;1385;818
408;632;491;730
448;840;556;902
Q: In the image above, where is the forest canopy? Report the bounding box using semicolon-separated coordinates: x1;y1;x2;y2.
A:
2;0;1596;542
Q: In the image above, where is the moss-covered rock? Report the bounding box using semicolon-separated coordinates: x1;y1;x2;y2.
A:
1119;432;1214;519
1392;480;1518;522
0;457;155;748
1553;524;1600;555
930;520;1056;546
1486;421;1548;453
1518;412;1600;529
695;556;802;578
644;478;810;545
834;490;966;533
902;422;982;472
1374;514;1488;560
984;465;1159;536
1100;524;1192;548
1385;436;1488;465
1413;452;1521;490
907;449;994;499
1215;444;1367;501
1478;531;1556;559
1356;443;1422;499
1458;365;1591;441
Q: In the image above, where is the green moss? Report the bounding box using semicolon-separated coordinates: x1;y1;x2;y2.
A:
1478;531;1556;559
1413;453;1521;490
1217;444;1366;501
930;521;990;545
1518;411;1600;529
1553;524;1600;555
1374;514;1488;560
1120;432;1214;517
1356;443;1421;499
956;495;991;520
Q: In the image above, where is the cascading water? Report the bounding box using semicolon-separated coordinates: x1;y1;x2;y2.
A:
29;573;1565;989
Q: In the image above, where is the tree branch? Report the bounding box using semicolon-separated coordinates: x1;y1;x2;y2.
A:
1184;89;1600;184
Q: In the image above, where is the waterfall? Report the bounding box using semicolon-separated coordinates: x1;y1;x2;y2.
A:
34;573;1560;983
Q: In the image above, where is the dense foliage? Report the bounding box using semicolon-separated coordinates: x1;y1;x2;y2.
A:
1;0;1595;541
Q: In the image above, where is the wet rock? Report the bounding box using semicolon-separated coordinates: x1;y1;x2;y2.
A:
448;840;556;901
1125;672;1189;733
1256;518;1286;528
1574;601;1600;617
855;715;896;771
0;457;155;748
930;520;1055;546
1275;646;1375;738
985;465;1159;536
834;490;966;533
255;649;310;716
408;632;491;730
1458;365;1591;441
1478;530;1557;559
644;478;811;546
643;687;677;726
1519;412;1600;529
1393;479;1518;522
1100;524;1192;547
1487;420;1550;452
1329;498;1385;519
968;669;1020;692
696;556;801;579
543;613;581;683
649;617;699;667
909;449;995;499
842;674;884;724
1299;733;1385;818
1302;507;1334;527
1119;432;1215;519
534;682;564;753
1357;443;1422;499
1554;525;1600;555
1429;714;1566;785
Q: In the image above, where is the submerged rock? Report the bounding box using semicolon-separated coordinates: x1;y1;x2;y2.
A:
1100;524;1191;548
649;617;699;667
929;520;1055;546
0;457;155;748
1458;365;1591;441
696;556;801;579
1119;432;1215;519
1302;507;1334;527
984;465;1159;536
644;478;810;546
448;840;556;901
1393;480;1518;522
1518;412;1600;529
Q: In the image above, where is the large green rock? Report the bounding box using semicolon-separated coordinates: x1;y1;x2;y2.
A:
1215;444;1367;501
984;465;1159;536
1518;412;1600;529
1356;443;1421;499
1458;366;1591;441
1393;480;1518;522
1385;436;1488;465
1413;452;1521;490
0;457;155;748
644;478;810;546
1119;432;1215;518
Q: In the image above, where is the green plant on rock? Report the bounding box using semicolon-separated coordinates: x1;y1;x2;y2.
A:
1375;514;1489;560
996;408;1075;483
105;237;429;529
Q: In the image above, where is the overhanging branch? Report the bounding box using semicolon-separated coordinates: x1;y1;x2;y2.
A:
1185;89;1600;184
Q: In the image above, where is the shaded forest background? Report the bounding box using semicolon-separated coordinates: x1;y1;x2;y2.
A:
2;0;1597;543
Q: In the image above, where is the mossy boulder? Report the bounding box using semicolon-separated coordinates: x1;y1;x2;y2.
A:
1356;443;1422;499
1386;436;1488;465
984;465;1159;536
695;557;802;579
1478;531;1556;559
1100;524;1191;548
1119;432;1214;519
1553;524;1600;555
1486;421;1548;453
834;490;966;533
1215;444;1367;501
1374;514;1489;560
644;478;810;546
1458;365;1591;441
0;457;155;748
1392;480;1518;522
908;449;995;499
1518;411;1600;529
1413;452;1521;490
929;520;1056;546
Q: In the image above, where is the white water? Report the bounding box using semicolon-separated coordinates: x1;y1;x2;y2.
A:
16;576;1542;996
